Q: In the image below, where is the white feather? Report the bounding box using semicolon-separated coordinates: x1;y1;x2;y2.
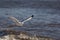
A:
8;15;33;26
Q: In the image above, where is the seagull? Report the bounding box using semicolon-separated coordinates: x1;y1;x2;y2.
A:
8;15;34;27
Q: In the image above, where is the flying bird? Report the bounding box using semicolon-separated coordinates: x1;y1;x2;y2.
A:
8;15;34;27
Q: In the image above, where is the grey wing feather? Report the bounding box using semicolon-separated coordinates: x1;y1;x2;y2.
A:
8;16;20;23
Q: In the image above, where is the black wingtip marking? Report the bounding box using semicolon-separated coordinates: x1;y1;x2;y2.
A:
31;15;34;17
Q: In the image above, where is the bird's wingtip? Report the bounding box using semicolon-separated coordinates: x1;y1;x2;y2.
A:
31;15;34;17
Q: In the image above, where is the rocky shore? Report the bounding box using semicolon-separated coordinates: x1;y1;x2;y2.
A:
0;30;55;40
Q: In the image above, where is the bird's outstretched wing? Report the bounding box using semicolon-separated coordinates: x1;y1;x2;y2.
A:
8;15;34;26
22;15;34;23
8;16;21;23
